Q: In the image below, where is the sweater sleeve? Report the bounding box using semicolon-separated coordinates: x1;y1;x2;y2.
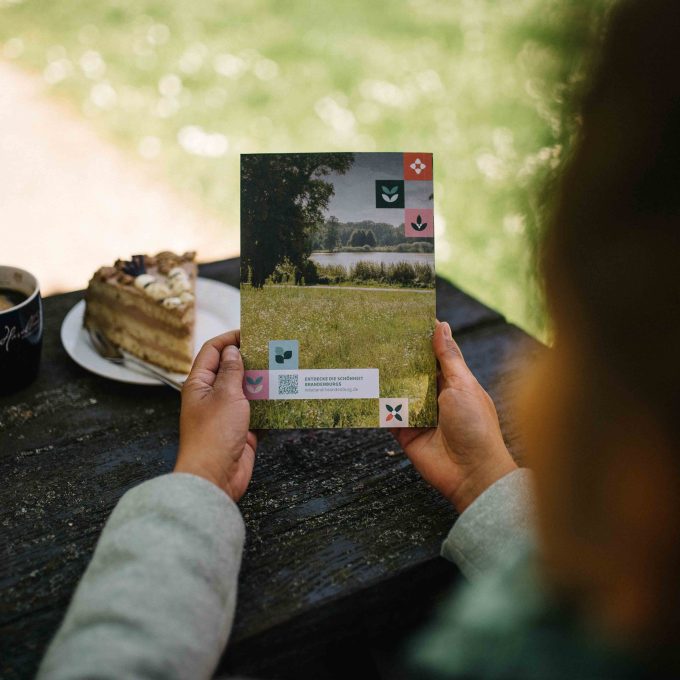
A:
37;472;245;680
441;468;535;580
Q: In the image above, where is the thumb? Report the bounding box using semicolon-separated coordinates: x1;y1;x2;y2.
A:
214;344;245;396
433;321;470;384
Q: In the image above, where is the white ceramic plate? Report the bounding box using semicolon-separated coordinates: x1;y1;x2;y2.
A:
60;278;240;386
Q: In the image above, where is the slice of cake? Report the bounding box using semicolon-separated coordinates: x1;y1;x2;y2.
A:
84;251;197;373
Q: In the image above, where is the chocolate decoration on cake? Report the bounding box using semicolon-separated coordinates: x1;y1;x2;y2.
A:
121;255;146;277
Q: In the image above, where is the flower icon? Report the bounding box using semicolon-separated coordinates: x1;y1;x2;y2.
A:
245;375;264;394
385;403;403;422
409;158;427;175
410;214;428;231
380;397;409;427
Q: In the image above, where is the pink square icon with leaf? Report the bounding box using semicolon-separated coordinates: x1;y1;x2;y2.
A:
404;208;434;238
243;370;269;400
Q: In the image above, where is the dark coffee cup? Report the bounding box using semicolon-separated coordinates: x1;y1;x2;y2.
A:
0;266;43;395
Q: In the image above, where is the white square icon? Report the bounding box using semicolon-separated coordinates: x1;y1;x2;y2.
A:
379;398;409;427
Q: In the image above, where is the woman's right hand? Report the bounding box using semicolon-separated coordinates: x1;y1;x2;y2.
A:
175;330;256;502
391;321;517;513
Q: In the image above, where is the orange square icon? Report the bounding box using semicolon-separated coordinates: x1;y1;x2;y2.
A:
403;153;432;180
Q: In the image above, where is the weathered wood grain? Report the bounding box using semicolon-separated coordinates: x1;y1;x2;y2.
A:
0;259;541;679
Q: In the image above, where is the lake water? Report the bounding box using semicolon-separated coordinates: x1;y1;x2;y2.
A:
310;251;433;268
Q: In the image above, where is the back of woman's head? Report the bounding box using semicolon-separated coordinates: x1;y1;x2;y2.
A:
525;0;680;660
545;0;680;443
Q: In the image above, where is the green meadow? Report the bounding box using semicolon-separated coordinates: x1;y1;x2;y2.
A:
240;285;437;429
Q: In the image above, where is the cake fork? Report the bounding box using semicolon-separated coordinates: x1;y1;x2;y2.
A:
87;326;185;391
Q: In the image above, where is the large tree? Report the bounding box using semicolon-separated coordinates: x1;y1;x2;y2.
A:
241;153;354;287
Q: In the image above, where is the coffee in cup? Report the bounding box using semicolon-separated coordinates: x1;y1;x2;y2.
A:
0;266;43;395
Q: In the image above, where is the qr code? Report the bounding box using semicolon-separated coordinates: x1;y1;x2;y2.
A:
278;374;298;395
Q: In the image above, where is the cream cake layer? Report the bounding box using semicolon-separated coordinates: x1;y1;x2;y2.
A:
85;281;194;335
86;311;193;372
84;300;193;356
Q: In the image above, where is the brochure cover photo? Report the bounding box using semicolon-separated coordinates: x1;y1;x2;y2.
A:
240;152;437;429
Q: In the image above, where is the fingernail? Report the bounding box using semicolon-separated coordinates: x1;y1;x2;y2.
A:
443;321;452;338
224;345;240;360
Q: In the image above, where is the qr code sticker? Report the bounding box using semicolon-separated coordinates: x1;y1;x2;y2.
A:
278;374;298;396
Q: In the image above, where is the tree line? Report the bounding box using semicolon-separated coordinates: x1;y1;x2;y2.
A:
313;217;428;251
269;259;435;288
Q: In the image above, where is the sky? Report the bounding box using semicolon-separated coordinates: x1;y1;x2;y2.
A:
322;152;433;226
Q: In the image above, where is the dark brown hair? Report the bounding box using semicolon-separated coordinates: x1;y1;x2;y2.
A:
539;2;680;662
544;0;680;440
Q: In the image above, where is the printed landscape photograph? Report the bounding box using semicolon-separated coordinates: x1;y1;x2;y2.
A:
240;152;437;428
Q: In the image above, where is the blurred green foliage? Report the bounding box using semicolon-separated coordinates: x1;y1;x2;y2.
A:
0;0;616;338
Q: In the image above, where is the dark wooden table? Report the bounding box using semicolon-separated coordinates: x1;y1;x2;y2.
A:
0;258;541;680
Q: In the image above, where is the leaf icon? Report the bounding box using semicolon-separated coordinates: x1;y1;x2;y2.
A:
395;404;402;412
386;413;393;421
386;404;394;412
395;413;403;421
275;355;284;364
283;350;293;359
381;185;394;194
275;346;284;354
254;376;263;384
246;376;256;384
382;193;399;203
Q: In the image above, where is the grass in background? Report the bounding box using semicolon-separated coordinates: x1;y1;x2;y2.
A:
241;285;436;428
0;0;616;339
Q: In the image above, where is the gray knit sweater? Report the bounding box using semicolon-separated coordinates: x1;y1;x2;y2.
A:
37;468;533;679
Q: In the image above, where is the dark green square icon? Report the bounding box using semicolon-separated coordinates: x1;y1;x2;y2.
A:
375;179;404;208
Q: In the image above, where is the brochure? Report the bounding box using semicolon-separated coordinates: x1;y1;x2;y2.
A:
240;152;437;429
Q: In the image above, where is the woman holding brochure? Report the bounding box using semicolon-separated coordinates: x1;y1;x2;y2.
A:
38;0;680;677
